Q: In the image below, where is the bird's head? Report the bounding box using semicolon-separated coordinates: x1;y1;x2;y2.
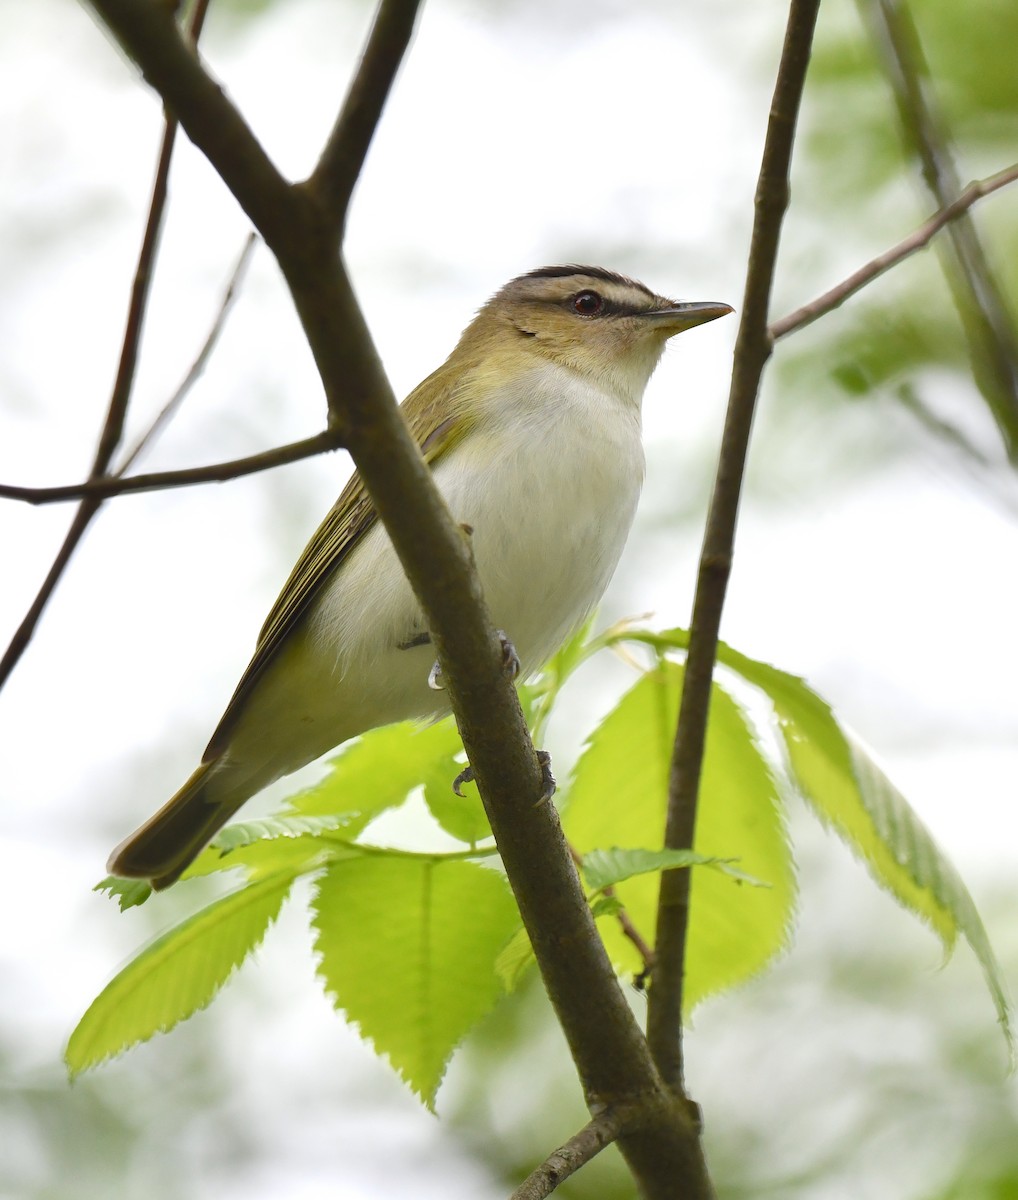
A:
464;265;733;404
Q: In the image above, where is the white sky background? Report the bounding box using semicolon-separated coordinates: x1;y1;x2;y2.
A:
1;0;1017;1197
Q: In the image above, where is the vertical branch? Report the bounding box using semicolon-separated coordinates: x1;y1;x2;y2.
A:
859;0;1018;460
0;0;211;692
645;0;822;1092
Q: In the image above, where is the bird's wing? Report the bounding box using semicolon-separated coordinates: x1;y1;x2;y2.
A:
202;365;475;761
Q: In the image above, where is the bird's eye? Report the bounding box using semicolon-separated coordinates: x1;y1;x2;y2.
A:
572;290;604;316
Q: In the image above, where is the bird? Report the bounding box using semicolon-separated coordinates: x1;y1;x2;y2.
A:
109;266;732;888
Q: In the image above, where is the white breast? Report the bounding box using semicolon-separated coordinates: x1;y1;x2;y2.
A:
228;364;645;779
304;364;643;719
430;363;645;672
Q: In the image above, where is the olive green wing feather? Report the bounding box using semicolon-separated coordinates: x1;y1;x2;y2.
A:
202;365;476;761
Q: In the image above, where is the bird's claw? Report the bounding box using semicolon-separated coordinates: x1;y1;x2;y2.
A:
450;750;555;803
536;750;556;804
427;659;444;691
496;630;521;681
427;629;519;692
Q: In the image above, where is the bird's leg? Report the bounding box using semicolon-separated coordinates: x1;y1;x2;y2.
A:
423;629;520;692
497;631;522;681
452;749;556;803
396;631;444;688
403;624;546;799
535;750;556;803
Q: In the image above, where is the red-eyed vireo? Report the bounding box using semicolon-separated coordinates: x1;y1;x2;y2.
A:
109;266;732;888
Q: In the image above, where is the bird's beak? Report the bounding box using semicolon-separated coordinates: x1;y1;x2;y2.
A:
642;300;734;332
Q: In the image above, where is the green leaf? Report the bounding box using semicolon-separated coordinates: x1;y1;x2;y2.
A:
563;661;794;1011
67;870;293;1075
212;812;365;852
186;826;361;883
287;718;463;824
494;924;536;992
423;771;492;846
312;857;520;1107
95;875;153;911
581;846;769;891
724;651;1014;1057
607;626;1013;1057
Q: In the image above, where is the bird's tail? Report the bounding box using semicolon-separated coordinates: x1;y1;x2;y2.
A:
107;760;243;890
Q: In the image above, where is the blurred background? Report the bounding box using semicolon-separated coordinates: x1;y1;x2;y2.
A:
1;0;1016;1195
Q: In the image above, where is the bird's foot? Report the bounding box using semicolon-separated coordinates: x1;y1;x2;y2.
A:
451;749;555;802
497;630;521;681
427;629;520;692
536;750;556;804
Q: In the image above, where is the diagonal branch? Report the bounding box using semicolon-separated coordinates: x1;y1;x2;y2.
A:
769;161;1018;340
87;0;293;252
0;0;211;693
509;1108;628;1200
81;3;712;1195
859;0;1018;460
645;0;822;1093
308;0;423;226
117;232;258;474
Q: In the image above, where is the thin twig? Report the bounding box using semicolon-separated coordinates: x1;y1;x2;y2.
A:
645;0;822;1094
0;432;342;505
859;0;1018;460
308;0;423;228
568;844;656;981
117;232;258;474
0;0;211;692
770;161;1018;340
509;1109;627;1200
12;163;1012;509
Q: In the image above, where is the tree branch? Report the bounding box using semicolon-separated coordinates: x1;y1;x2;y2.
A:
859;0;1018;460
646;0;822;1093
81;3;712;1194
88;0;296;254
117;232;258;474
770;161;1018;340
0;432;343;505
509;1109;627;1200
308;0;422;225
0;0;211;693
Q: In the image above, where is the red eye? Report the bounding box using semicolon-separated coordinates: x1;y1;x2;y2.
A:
572;290;604;316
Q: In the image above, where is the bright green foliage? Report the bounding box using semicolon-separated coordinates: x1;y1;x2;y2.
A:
563;661;796;1014
494;924;537;993
184;814;364;883
423;772;491;846
311;857;520;1107
718;646;1014;1056
67;870;293;1075
287;718;464;821
581;846;769;892
76;619;1011;1091
95;875;153;911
